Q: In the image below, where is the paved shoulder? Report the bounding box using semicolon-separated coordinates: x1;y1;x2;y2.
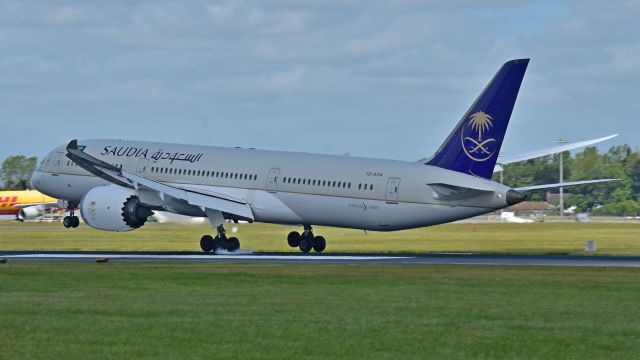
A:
1;251;640;267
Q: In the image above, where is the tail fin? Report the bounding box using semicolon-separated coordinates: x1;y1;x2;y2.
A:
426;59;529;179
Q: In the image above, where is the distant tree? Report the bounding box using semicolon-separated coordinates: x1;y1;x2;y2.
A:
0;155;38;190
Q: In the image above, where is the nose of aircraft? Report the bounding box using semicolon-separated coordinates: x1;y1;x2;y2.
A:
29;170;41;190
506;189;527;206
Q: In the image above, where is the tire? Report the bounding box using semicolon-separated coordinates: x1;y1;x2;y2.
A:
299;236;312;253
212;236;223;252
63;216;72;228
312;236;326;253
287;231;301;247
71;216;80;228
200;235;214;252
228;237;240;251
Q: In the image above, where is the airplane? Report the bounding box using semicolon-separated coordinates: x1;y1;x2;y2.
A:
30;58;616;253
0;189;59;222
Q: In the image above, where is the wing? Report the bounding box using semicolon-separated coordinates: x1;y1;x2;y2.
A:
514;179;618;192
65;140;254;222
13;202;59;209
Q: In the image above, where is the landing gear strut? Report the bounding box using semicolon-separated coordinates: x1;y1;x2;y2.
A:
63;202;80;228
287;225;325;253
200;224;240;253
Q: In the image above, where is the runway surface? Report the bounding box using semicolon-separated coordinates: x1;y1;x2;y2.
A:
2;251;640;267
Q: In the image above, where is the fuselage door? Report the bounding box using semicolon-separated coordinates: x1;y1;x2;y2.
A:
136;158;149;175
267;168;280;192
385;177;401;202
51;152;65;172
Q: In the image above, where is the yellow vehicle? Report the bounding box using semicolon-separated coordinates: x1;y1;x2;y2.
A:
0;189;59;221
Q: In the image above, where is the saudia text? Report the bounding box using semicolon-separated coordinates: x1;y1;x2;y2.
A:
100;146;203;164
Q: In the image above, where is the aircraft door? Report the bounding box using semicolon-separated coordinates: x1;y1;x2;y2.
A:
50;152;65;172
266;168;280;192
385;177;401;202
136;158;149;175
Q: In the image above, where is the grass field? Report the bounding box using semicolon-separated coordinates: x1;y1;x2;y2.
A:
1;220;639;255
0;262;639;359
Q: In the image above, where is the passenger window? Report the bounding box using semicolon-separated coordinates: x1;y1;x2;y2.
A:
358;184;362;190
370;184;374;190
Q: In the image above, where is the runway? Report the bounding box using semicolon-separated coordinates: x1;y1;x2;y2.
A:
2;251;640;267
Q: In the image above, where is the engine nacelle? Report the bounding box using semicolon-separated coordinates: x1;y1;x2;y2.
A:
18;206;44;221
80;185;154;232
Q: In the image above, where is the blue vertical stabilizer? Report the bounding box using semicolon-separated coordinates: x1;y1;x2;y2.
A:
426;59;529;179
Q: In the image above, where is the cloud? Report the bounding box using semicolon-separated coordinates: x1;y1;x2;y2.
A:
0;0;637;162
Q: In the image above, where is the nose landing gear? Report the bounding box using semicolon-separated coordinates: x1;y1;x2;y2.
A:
287;225;326;253
63;202;80;228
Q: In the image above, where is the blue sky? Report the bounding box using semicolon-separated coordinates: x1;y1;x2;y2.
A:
1;0;638;162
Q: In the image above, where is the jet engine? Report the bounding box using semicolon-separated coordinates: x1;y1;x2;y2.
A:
80;185;154;231
18;206;44;221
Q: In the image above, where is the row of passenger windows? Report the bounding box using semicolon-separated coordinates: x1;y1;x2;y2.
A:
281;177;351;189
279;177;375;191
151;166;258;181
65;159;374;192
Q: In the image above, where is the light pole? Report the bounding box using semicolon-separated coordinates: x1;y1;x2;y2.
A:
555;139;568;220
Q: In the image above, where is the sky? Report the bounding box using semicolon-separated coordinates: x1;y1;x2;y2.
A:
1;0;638;163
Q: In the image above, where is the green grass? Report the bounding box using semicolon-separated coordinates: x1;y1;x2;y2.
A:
0;262;639;359
1;221;639;255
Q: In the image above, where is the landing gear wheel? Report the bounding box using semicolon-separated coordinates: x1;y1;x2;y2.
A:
70;216;80;228
212;236;223;252
312;236;326;253
228;237;240;252
200;235;214;252
63;216;72;228
287;231;301;247
299;236;313;253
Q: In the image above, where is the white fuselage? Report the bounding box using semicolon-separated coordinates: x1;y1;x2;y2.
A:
31;139;513;231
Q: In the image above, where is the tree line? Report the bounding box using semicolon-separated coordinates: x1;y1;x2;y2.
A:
0;155;37;191
2;146;639;216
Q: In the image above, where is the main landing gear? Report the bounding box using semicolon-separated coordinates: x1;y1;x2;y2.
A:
200;224;240;253
287;225;326;253
63;202;80;228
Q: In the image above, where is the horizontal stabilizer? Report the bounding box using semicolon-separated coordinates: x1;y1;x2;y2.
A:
514;179;618;192
428;183;493;201
495;134;618;169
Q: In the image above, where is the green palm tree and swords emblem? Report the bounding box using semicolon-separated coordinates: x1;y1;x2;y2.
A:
461;111;497;161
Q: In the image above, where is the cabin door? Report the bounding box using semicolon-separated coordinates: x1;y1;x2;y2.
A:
385;177;401;202
267;168;280;192
136;158;149;175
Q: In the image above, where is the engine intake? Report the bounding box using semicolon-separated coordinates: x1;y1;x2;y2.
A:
18;206;44;221
80;185;154;231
